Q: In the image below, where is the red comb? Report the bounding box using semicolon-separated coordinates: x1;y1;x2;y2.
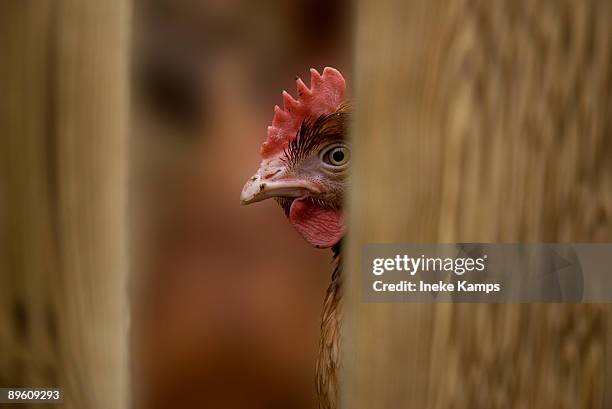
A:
261;67;346;158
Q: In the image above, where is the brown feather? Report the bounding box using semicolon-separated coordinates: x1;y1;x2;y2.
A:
316;243;343;409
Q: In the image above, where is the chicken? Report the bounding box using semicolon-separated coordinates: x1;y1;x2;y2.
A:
241;67;348;409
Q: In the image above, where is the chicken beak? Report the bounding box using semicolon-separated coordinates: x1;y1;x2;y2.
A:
241;167;321;205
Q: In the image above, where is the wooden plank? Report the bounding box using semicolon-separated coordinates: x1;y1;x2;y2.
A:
345;1;612;408
0;1;130;408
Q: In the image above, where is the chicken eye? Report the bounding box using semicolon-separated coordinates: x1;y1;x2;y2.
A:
322;144;350;168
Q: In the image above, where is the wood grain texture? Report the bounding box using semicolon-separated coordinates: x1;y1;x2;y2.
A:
0;2;130;408
345;0;611;408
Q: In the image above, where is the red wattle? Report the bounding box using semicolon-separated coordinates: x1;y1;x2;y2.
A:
289;198;344;248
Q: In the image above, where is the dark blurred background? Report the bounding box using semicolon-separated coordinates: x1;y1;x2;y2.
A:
130;1;350;408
